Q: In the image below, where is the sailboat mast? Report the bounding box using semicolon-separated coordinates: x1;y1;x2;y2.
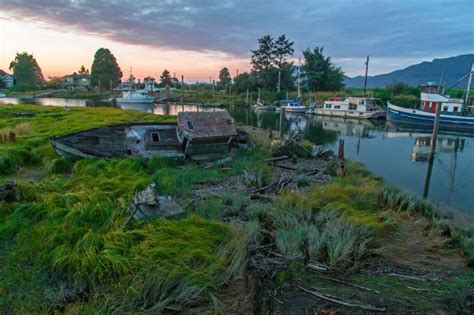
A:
463;63;474;113
297;57;301;98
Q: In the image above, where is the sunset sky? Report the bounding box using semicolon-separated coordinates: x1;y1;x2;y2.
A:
1;0;472;82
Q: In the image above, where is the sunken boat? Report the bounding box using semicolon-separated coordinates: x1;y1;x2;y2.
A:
51;111;240;160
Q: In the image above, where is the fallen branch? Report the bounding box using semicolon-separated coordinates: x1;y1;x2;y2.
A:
264;155;290;163
388;273;426;281
319;276;381;294
296;284;386;312
271;163;298;171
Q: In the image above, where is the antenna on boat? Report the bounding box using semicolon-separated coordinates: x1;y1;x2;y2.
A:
463;63;473;112
363;56;369;96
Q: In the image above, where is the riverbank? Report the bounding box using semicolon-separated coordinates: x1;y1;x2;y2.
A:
0;104;472;313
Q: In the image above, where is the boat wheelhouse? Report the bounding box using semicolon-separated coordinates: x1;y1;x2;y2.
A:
277;98;307;113
308;97;385;119
177;111;237;160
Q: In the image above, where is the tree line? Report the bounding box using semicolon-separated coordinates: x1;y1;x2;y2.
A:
7;34;345;92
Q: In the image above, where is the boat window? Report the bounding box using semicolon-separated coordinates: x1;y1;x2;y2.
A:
226;119;233;125
453;107;458;112
325;104;332;109
187;121;195;130
151;132;160;142
443;106;448;111
349;104;357;110
334;105;341;109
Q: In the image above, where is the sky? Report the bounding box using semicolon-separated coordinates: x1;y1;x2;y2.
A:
0;0;473;82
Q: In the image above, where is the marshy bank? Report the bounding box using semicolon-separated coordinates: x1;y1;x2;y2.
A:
0;104;473;314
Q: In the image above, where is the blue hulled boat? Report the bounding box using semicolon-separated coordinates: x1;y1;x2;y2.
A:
387;67;474;132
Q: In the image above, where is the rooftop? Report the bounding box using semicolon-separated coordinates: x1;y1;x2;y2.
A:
177;111;237;140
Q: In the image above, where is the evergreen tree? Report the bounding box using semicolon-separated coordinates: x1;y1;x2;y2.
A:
250;35;275;72
218;67;232;89
9;52;44;87
90;48;122;90
302;47;344;91
159;69;173;87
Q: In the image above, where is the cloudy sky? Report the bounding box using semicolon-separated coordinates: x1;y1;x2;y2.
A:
0;0;472;81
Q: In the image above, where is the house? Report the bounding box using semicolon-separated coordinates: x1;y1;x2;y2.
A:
0;70;14;88
62;73;91;90
177;111;237;160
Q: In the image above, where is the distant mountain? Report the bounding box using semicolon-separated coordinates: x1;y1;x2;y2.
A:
344;54;474;88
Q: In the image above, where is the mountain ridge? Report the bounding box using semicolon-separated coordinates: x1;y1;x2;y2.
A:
344;54;474;88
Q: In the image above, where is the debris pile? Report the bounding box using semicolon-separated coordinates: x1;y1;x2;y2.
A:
126;182;184;224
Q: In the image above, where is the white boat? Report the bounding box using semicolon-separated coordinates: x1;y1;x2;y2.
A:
0;93;6;98
279;98;307;113
116;89;155;104
307;97;385;119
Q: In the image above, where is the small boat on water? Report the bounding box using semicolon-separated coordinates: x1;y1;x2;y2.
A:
51;111;244;160
278;97;307;113
387;72;474;132
307;97;385;119
251;102;278;111
116;89;155;104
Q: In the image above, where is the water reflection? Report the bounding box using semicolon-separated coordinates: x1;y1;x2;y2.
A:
117;103;225;116
227;107;474;218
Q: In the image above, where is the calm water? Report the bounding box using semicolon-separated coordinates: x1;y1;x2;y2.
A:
1;98;473;221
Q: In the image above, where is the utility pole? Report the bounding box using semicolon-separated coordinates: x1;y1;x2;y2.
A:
278;69;281;92
297;57;301;98
212;80;215;100
246;89;249;105
363;56;369;96
181;75;184;102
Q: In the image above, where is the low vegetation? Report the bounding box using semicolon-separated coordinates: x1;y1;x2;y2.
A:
0;104;472;313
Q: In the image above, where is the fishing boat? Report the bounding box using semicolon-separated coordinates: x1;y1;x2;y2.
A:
387;65;474;132
116;89;155;104
307;97;385;119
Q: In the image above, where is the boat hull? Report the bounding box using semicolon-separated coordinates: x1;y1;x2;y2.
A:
309;108;385;119
387;102;474;131
116;98;155;104
282;106;307;113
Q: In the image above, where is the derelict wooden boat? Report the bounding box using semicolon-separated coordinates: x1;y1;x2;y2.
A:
51;123;185;159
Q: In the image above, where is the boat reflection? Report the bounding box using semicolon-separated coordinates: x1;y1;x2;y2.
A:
116;103;224;115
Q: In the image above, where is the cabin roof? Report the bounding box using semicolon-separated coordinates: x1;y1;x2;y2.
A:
177;111;237;140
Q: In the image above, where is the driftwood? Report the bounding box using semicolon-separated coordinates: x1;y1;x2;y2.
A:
296;284;386;312
264;155;290;163
271;163;297;171
0;182;20;202
203;157;233;169
337;139;345;177
319;276;381;294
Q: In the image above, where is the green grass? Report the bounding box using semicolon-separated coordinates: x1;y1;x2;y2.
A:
0;104;254;313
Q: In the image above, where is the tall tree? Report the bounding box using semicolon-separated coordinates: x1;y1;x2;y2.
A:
302;47;344;91
9;52;44;87
143;76;155;83
159;69;173;87
250;35;294;91
273;35;294;68
250;35;275;72
78;65;89;74
90;48;122;90
218;67;232;89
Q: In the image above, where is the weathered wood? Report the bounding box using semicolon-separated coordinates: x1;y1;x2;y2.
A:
296;284;386;312
271;163;297;171
264;155;290;163
337;139;345;177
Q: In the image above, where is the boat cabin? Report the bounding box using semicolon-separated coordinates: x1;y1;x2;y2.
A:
419;84;464;115
177;111;237;160
323;97;382;112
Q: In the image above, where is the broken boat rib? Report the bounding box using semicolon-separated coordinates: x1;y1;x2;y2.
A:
51;111;243;160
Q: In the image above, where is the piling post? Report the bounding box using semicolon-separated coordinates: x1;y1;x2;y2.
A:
337;139;345;177
429;102;442;159
279;107;286;139
246;89;249;106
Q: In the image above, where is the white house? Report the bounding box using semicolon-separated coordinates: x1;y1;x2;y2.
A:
0;70;14;88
